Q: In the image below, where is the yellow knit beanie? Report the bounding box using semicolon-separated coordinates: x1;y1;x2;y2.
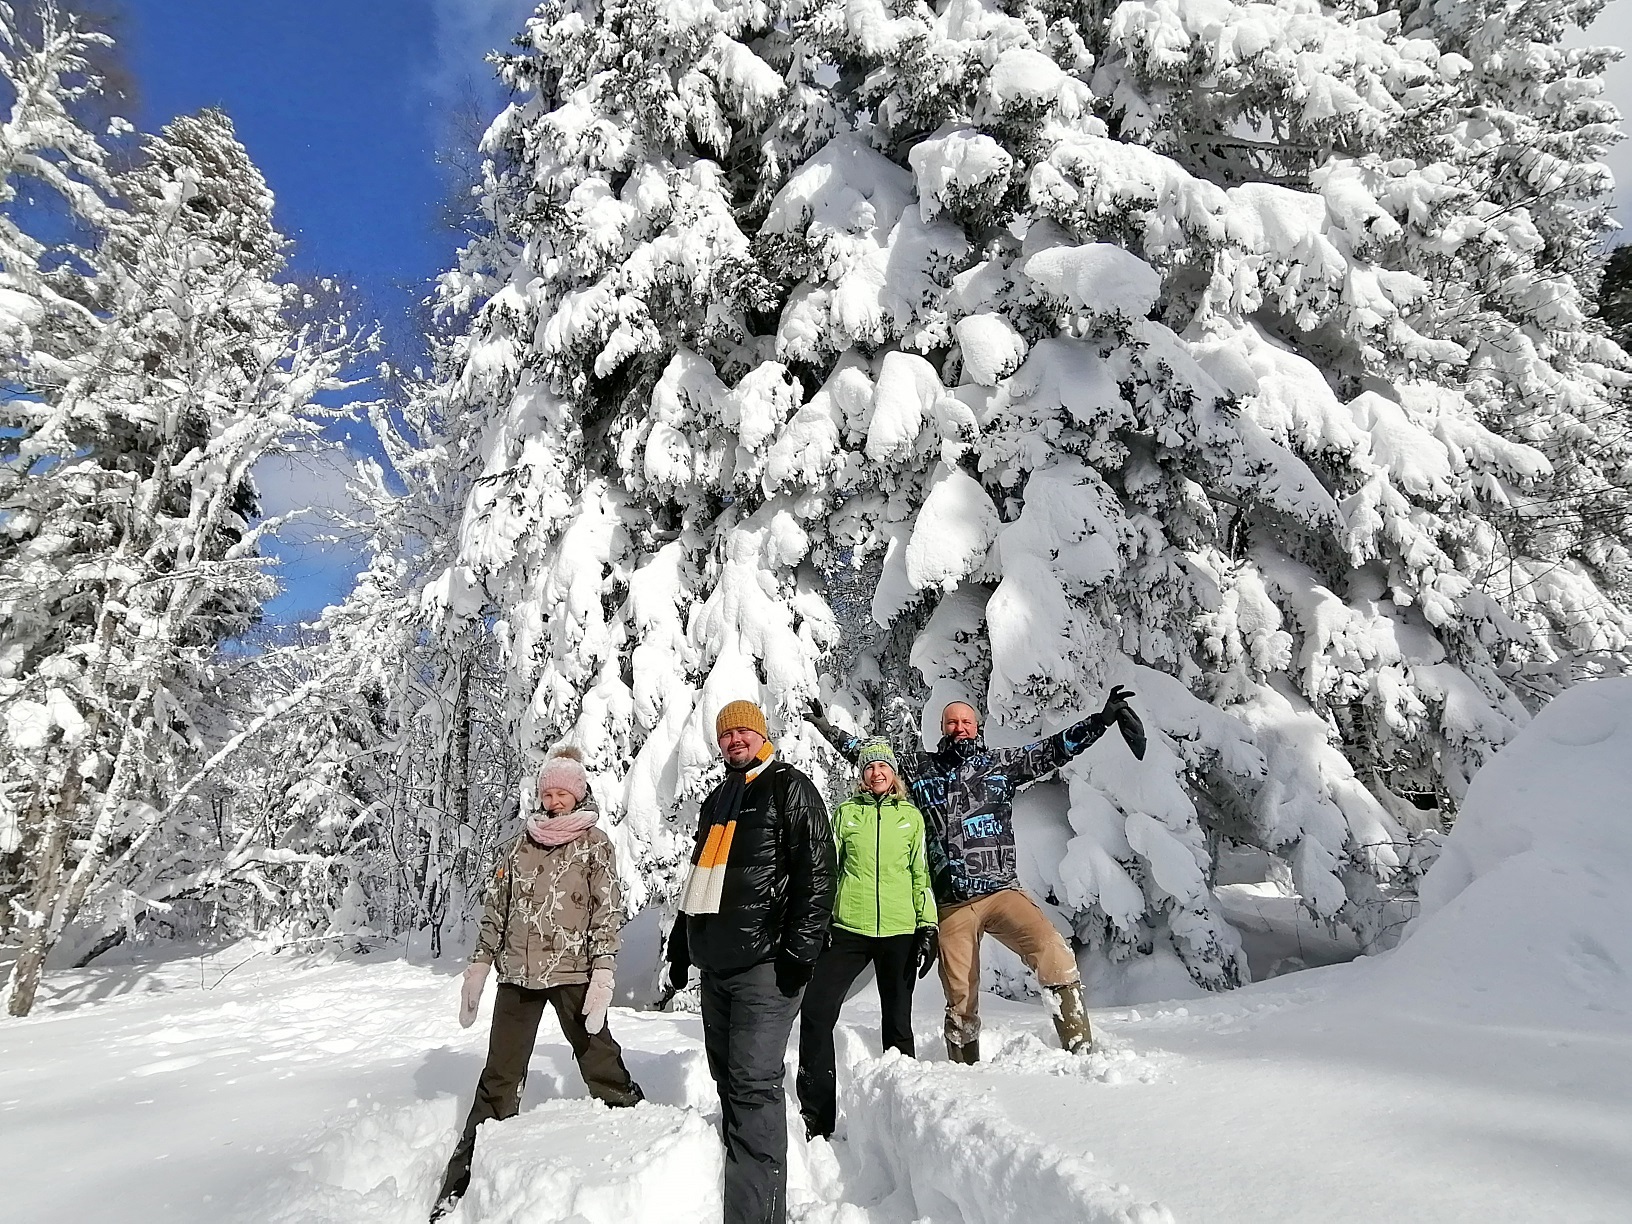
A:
715;700;769;740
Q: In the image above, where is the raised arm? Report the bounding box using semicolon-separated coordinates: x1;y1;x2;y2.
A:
995;686;1143;788
807;699;929;789
807;699;862;762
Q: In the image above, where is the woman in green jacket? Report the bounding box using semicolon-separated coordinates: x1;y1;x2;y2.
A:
795;737;938;1140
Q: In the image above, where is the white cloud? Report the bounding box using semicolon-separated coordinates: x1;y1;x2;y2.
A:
251;447;374;618
255;447;359;518
427;0;539;105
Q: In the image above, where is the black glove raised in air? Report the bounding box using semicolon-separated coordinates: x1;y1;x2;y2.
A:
1098;685;1146;760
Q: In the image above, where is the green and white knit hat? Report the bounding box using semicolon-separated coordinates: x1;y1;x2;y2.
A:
856;737;898;772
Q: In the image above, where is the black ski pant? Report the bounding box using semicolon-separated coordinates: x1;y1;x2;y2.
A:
794;929;917;1139
437;980;642;1201
699;960;804;1224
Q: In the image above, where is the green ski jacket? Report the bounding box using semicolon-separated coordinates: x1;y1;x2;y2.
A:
830;790;938;938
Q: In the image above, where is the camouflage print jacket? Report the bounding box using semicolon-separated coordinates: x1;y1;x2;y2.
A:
472;826;622;989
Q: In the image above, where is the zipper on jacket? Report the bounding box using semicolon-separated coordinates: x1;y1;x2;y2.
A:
875;793;884;936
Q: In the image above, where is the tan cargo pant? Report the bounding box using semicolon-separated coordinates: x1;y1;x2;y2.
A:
936;887;1079;1046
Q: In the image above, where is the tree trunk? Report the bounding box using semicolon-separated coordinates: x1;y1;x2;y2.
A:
5;757;89;1017
430;659;473;956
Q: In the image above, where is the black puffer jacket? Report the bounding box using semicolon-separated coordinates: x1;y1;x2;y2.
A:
675;759;835;974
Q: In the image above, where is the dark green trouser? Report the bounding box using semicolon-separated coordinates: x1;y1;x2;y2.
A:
437;981;642;1202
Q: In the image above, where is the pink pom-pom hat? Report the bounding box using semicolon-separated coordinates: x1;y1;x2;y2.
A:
536;746;588;803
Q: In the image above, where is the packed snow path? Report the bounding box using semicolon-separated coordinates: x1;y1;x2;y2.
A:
1;943;1627;1222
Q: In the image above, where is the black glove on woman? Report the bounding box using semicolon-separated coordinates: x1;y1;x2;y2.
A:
909;926;940;979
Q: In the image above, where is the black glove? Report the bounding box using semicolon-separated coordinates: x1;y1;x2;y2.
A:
909;926;939;980
1099;685;1134;720
665;915;690;992
1116;701;1146;760
666;958;689;992
806;698;830;729
775;957;813;997
1098;685;1146;760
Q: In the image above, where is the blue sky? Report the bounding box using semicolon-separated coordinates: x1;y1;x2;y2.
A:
124;0;534;623
126;0;522;339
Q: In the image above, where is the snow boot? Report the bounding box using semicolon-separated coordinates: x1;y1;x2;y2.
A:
945;1037;980;1065
1047;983;1093;1054
431;1145;472;1221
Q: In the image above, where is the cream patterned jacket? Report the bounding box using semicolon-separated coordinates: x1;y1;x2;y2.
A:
472;825;622;989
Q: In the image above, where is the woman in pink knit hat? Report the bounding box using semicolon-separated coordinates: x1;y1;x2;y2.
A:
432;746;643;1218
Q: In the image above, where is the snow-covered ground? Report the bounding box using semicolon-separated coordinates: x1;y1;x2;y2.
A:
4;680;1632;1222
0;945;1174;1224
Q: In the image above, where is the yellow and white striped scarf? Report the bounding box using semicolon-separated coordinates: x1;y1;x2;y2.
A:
680;743;775;915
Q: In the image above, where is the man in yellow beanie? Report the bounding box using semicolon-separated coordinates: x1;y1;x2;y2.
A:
666;699;834;1224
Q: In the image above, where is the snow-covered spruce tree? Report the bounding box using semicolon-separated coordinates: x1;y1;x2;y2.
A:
1385;0;1632;644
1092;0;1632;908
769;0;1632;993
0;108;361;1015
773;0;1326;992
436;0;847;914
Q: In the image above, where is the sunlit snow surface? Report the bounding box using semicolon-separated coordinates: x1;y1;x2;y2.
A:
4;680;1632;1221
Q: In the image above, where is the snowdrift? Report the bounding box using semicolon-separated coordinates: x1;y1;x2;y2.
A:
1376;676;1632;1024
450;1099;721;1224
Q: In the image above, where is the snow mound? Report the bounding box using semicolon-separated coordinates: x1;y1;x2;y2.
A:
840;1053;1175;1224
1383;677;1632;1023
263;1098;458;1223
1023;243;1162;318
955;312;1028;386
451;1098;721;1224
905;465;1000;591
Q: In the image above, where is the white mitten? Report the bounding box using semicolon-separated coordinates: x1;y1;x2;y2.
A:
459;962;490;1029
582;966;614;1034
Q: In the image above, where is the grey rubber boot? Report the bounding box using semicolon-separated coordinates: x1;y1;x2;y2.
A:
1047;983;1093;1054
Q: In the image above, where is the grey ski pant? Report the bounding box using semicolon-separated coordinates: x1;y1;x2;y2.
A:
699;961;804;1224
